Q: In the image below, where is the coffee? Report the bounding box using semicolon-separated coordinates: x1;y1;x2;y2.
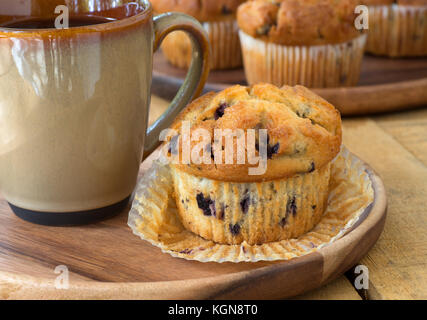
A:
1;15;115;29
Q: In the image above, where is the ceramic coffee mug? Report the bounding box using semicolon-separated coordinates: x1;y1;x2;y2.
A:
0;0;210;225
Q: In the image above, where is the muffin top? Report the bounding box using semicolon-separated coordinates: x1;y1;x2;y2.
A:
151;0;247;21
363;0;426;5
237;0;362;45
168;84;342;182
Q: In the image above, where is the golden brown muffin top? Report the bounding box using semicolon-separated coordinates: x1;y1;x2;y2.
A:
151;0;247;21
363;0;427;5
168;84;342;182
237;0;362;45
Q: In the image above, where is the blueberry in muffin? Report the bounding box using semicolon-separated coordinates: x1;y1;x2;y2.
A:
167;83;342;245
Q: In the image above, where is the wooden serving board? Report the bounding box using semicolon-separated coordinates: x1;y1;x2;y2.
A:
152;51;427;116
0;150;386;300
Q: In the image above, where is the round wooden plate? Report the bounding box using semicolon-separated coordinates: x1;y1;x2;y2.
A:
0;151;387;300
152;51;427;116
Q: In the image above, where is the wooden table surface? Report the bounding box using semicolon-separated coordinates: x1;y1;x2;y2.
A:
150;95;427;300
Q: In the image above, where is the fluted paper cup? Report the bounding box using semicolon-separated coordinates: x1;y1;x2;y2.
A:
128;147;374;263
171;163;331;245
161;18;242;69
239;31;367;88
366;4;427;57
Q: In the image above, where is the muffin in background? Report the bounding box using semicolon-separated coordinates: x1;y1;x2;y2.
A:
237;0;366;88
168;83;342;245
364;0;427;57
152;0;246;70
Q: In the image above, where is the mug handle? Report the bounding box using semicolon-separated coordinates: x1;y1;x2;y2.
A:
143;12;210;158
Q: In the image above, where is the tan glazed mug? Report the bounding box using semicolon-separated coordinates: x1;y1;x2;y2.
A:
0;0;210;225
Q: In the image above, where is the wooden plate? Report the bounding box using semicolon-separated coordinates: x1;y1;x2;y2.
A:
152;51;427;116
0;152;387;300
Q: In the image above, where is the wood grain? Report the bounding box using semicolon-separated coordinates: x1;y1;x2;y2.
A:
342;117;427;300
314;78;427;115
0;146;386;300
294;276;362;300
152;52;427;116
375;108;427;166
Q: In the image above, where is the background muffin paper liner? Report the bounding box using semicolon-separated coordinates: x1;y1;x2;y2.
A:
365;4;427;57
161;19;242;69
239;31;366;88
128;147;374;263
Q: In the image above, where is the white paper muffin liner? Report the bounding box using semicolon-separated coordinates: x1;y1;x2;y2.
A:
128;147;374;263
366;4;427;57
239;31;366;88
161;19;242;69
170;163;331;245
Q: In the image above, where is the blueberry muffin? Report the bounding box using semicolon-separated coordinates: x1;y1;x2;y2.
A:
363;0;427;57
237;0;367;88
168;83;342;245
152;0;246;69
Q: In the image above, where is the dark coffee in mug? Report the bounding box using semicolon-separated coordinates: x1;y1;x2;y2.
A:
1;15;115;29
